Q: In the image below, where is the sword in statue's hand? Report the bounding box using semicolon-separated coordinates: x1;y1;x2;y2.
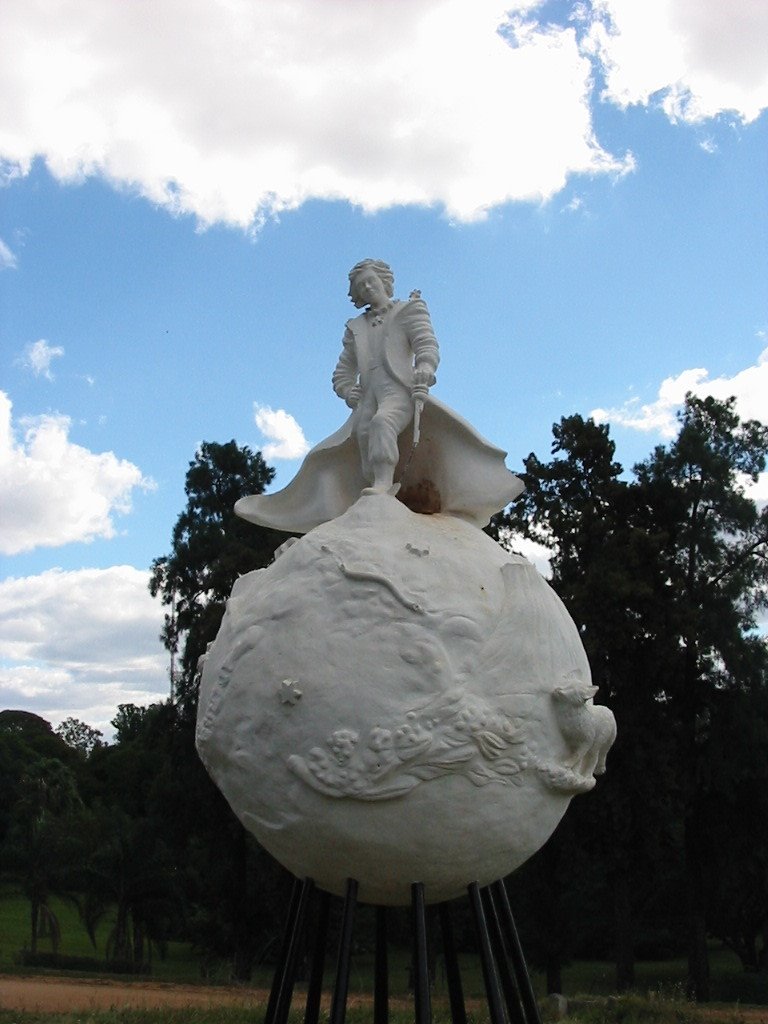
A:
413;396;423;446
400;372;432;488
411;368;434;447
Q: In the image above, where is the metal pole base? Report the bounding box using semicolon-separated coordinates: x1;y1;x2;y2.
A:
263;877;542;1024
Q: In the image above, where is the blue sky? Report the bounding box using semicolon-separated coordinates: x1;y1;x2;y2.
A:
1;0;766;736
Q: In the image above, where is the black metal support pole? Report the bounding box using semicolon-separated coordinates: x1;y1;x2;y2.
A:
411;882;432;1024
468;882;507;1024
437;902;467;1024
304;888;331;1024
482;886;525;1024
264;878;302;1024
329;878;359;1024
374;906;389;1024
273;877;314;1024
267;873;537;1024
491;879;543;1024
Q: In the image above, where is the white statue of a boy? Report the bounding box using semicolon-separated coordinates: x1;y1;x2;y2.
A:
333;258;439;495
236;260;523;534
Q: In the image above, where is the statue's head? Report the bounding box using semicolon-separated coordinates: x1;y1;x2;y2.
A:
348;259;394;308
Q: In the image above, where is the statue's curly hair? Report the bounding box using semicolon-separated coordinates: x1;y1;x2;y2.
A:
347;259;394;306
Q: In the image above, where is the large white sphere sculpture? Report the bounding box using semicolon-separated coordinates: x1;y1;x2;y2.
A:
197;494;615;906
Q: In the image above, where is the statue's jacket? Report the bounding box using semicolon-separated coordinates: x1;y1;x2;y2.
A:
332;298;440;397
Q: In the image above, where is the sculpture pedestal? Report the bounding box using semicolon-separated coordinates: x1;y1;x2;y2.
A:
265;874;542;1024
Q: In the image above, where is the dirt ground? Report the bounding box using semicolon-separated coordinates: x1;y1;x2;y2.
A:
0;976;396;1015
0;975;271;1012
2;976;768;1021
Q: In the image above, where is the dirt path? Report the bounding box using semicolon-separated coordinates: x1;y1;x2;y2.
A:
0;975;270;1012
698;1011;768;1024
0;976;400;1015
2;976;767;1021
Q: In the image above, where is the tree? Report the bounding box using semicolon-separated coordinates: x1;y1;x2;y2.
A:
146;440;291;979
149;440;287;711
700;683;768;974
55;717;104;757
111;703;158;745
81;807;179;967
501;400;768;999
634;394;768;1000
5;757;83;954
0;710;79;762
491;415;681;991
0;711;81;866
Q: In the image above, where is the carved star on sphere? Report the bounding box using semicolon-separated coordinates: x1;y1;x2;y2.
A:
279;679;303;705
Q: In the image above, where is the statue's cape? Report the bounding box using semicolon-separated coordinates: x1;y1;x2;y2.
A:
235;396;524;535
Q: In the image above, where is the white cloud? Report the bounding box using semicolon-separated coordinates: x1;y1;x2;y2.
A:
0;391;154;554
0;236;17;269
561;195;585;213
592;345;768;510
0;0;634;229
591;344;768;438
0;566;168;737
582;0;768;124
2;2;764;230
18;338;64;379
254;404;310;460
743;472;768;505
0;159;24;186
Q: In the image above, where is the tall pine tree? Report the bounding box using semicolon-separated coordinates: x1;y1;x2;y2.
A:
634;395;768;1000
150;440;288;711
148;440;292;979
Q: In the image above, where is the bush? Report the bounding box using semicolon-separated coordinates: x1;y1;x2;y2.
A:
711;970;768;1005
15;950;150;974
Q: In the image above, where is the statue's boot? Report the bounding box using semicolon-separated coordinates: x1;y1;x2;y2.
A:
362;460;400;496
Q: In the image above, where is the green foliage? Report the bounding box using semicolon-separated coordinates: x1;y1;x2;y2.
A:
3;756;85;955
16;951;148;973
149;440;287;710
492;396;768;1000
632;396;768;1000
56;717;105;757
493;413;684;992
0;711;83;845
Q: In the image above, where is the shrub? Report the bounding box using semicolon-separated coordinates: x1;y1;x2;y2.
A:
15;950;150;974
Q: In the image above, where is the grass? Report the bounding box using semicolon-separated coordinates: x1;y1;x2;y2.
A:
0;1014;268;1024
0;886;200;982
2;886;767;1007
0;996;762;1024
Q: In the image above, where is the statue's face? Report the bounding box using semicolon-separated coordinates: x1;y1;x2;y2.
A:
352;269;389;309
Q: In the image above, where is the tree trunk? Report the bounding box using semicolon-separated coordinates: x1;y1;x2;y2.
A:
680;622;709;1003
113;902;130;961
133;918;145;966
30;899;39;955
546;957;562;995
230;824;256;981
684;818;710;1001
613;874;635;991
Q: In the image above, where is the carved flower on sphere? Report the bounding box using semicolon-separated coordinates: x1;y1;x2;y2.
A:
328;728;359;764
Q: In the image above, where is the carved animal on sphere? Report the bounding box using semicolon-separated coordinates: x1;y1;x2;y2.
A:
551;683;617;780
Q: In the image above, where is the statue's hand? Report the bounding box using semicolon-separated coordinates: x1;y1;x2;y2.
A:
344;383;362;409
412;365;435;401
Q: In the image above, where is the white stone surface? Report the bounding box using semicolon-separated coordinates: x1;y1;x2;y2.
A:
197;493;615;906
200;259;615;905
235;259;523;534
